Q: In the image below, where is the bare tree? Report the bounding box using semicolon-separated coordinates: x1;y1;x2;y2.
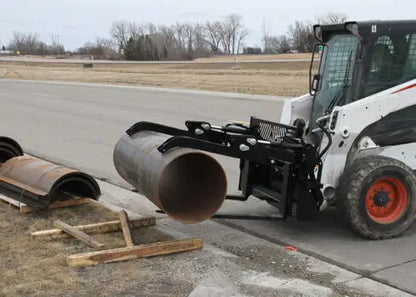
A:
183;23;195;59
80;37;117;60
218;19;232;54
222;14;248;54
236;28;248;54
193;23;209;58
158;25;177;59
50;34;65;55
9;32;41;54
25;33;39;53
128;22;145;40
316;12;348;24
262;20;271;54
96;15;248;60
288;21;314;53
96;37;115;50
110;21;129;52
173;23;186;57
268;35;291;53
147;23;157;35
204;21;223;54
8;31;67;55
8;32;25;52
277;35;291;53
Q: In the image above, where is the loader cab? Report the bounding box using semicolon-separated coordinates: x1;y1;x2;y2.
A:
310;21;416;128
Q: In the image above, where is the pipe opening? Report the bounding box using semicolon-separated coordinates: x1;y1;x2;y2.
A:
0;138;23;163
0;148;17;163
50;174;101;201
158;153;227;224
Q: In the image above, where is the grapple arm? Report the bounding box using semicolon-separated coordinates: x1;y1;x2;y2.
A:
125;117;322;219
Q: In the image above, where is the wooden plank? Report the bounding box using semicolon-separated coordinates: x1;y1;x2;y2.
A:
0;192;26;207
0;192;90;214
53;220;105;249
19;205;33;214
119;210;134;247
0;193;32;213
0;193;24;207
48;198;89;209
31;217;156;240
67;238;204;267
20;198;90;214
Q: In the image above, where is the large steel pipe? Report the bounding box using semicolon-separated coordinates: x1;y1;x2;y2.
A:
114;131;227;224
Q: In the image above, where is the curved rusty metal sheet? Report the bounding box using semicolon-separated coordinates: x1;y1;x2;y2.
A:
0;156;100;208
0;136;23;163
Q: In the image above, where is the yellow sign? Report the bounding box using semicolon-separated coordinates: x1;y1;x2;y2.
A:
16;51;21;55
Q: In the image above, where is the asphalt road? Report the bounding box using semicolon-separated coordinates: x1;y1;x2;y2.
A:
1;79;415;295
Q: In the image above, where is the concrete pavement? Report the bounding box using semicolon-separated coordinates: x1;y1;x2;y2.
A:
1;79;415;295
98;180;411;297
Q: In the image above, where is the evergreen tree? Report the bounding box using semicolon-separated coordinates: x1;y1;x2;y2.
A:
124;37;136;60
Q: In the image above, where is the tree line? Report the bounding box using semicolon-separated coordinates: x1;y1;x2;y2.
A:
110;14;248;61
261;12;347;54
6;32;65;55
1;11;347;60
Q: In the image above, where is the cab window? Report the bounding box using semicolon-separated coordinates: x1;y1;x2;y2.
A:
363;33;416;97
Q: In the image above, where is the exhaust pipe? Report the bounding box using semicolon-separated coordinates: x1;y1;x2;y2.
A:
114;131;227;224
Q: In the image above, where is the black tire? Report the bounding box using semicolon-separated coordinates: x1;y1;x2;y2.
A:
337;155;416;239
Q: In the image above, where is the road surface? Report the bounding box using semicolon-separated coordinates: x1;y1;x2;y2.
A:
1;79;415;295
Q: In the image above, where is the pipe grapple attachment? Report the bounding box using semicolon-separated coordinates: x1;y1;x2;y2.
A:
114;118;322;223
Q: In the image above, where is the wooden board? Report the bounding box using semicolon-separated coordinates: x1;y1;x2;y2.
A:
0;193;32;213
67;238;204;267
31;217;156;240
53;220;105;249
119;210;134;247
0;192;89;214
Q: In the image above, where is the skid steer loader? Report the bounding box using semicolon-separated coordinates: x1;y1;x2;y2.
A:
115;21;416;239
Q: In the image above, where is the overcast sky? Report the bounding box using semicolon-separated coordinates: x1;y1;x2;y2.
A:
1;0;415;50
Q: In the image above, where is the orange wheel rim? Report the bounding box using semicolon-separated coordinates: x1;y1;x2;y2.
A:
365;177;407;224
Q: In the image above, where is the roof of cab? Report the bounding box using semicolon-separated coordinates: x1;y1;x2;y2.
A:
316;20;416;42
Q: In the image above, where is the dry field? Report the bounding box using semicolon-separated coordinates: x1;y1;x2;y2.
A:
0;55;313;97
0;202;195;297
194;53;312;62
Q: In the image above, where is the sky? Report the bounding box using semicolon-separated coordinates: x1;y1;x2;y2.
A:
1;0;416;50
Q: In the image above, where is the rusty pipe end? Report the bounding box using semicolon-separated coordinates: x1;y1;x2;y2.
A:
0;136;23;163
158;152;227;224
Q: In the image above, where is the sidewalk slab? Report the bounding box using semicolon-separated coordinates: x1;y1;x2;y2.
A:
372;261;416;294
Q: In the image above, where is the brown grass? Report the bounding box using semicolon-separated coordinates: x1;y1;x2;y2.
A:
194;53;312;62
0;58;313;97
0;202;178;297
